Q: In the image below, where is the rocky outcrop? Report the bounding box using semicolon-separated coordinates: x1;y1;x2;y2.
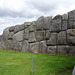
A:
0;10;75;56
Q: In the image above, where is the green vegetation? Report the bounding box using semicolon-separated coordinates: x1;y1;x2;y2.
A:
0;50;75;75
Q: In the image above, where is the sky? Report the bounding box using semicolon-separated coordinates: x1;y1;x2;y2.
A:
0;0;75;35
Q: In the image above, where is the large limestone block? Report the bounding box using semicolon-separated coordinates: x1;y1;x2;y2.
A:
69;46;75;56
40;41;47;53
24;22;31;28
47;33;57;46
45;30;50;40
14;24;25;33
47;46;57;54
30;42;40;53
9;26;15;32
36;16;44;30
8;32;14;40
57;46;70;55
22;40;29;52
43;16;52;30
13;41;22;51
35;31;45;42
67;29;75;46
62;14;68;20
0;35;3;42
24;28;29;40
62;21;67;31
13;30;24;42
51;15;62;32
68;10;75;29
28;32;36;43
57;31;67;45
28;25;36;32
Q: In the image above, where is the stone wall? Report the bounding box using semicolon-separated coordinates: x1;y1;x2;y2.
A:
0;10;75;56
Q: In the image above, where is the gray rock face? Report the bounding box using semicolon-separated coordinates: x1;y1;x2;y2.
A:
9;26;15;32
22;40;29;52
24;22;31;28
72;66;75;75
43;16;52;30
67;29;75;46
62;14;68;20
68;10;75;29
0;35;3;42
30;42;40;53
8;32;14;40
47;46;57;54
36;16;44;30
24;28;29;40
45;30;50;40
40;41;47;53
47;33;57;46
13;30;24;42
57;46;70;55
51;15;61;32
28;32;36;43
57;31;67;45
69;46;75;56
14;24;25;33
62;21;67;31
35;31;45;42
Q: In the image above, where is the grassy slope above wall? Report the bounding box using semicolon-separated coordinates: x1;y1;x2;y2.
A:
0;50;75;75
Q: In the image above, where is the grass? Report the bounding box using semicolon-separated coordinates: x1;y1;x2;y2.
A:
0;49;75;75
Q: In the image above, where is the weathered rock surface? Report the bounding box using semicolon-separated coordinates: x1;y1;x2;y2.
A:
22;40;29;52
47;33;57;46
36;16;44;30
62;21;67;31
30;42;40;53
68;10;75;29
57;46;70;55
43;16;52;30
67;29;75;46
47;46;57;54
51;15;61;32
35;31;45;42
1;9;75;56
28;32;36;43
57;31;67;45
40;41;47;53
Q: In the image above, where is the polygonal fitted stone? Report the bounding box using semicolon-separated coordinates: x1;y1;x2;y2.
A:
47;46;57;54
51;15;62;32
43;16;52;30
67;29;75;46
57;31;67;45
24;22;31;28
68;10;75;29
62;14;68;20
14;24;25;33
35;31;45;42
47;33;57;46
40;41;47;53
13;30;24;42
62;21;67;31
69;46;75;56
29;42;40;53
22;40;29;52
8;32;14;40
57;46;70;55
9;26;15;32
24;28;29;40
28;32;36;43
45;30;50;40
36;16;44;30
